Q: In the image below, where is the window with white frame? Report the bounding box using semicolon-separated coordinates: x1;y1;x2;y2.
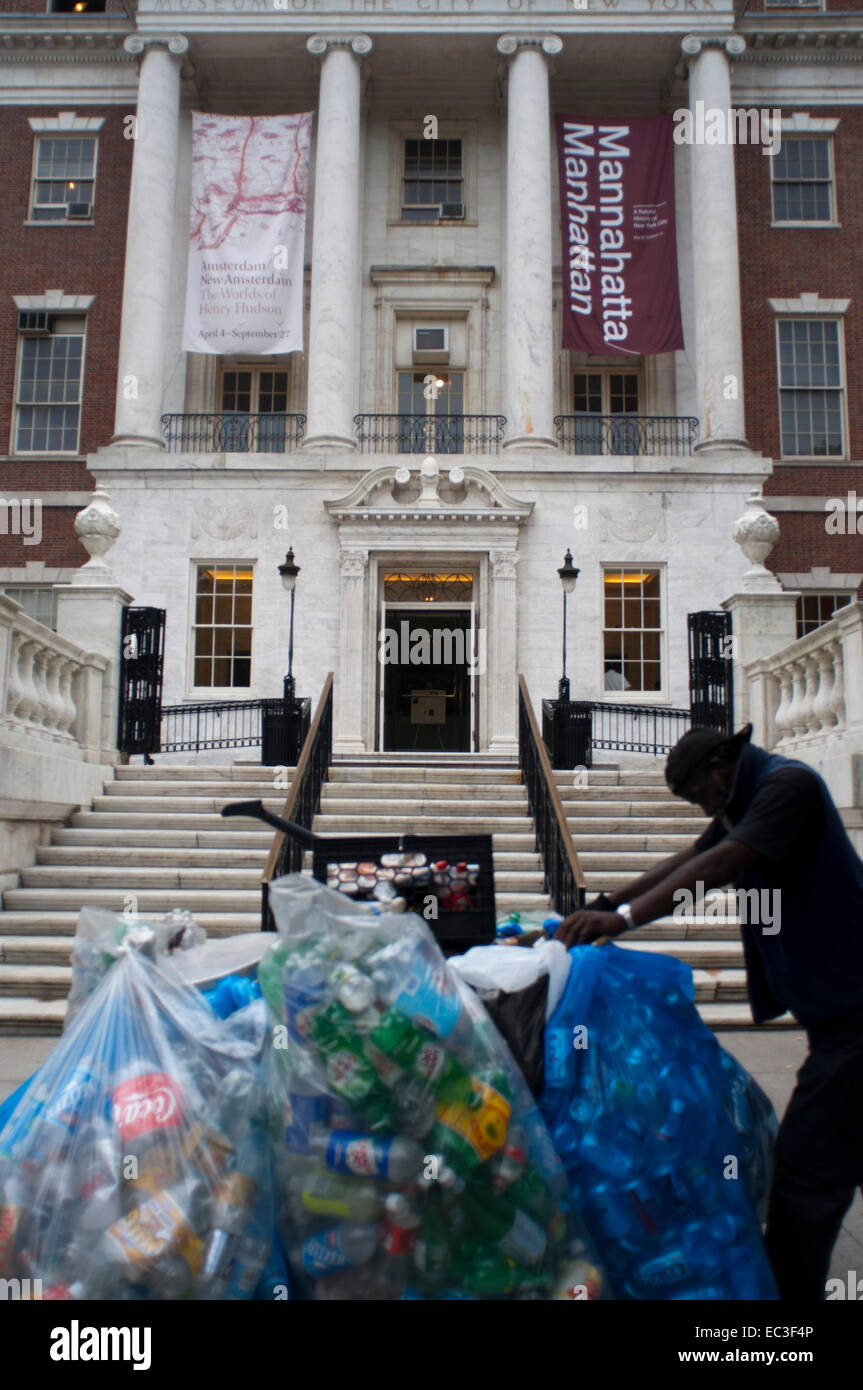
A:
795;592;853;638
2;586;57;630
191;564;253;690
776;319;845;458
770;137;835;224
402;138;464;222
30;136;97;222
14;315;86;454
602;567;662;694
219;366;290;452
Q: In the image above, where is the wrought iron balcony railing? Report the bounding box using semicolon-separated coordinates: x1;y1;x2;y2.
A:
161;413;306;454
554;414;699;457
355;413;507;456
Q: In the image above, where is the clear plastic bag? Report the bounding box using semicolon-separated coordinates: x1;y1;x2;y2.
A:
540;942;779;1300
262;873;609;1300
0;927;275;1301
65;906;206;1029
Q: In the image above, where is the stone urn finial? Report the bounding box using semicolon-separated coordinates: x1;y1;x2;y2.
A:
732;491;782;592
73;488;122;585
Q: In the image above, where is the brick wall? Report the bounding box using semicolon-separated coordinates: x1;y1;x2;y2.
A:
0;105;133;569
736;107;863;592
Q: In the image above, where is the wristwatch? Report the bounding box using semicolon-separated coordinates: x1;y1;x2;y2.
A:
615;902;636;931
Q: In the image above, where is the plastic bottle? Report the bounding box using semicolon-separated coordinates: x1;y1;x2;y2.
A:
426;1069;512;1175
464;1182;547;1266
368;931;474;1048
295;1169;384;1223
455;1240;519;1297
381;1192;421;1283
413;1187;450;1287
309;1128;424;1183
368;1010;466;1092
295;1222;379;1279
495;911;523;940
308;1004;393;1127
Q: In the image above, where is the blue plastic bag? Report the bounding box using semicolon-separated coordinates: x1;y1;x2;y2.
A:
540;943;779;1300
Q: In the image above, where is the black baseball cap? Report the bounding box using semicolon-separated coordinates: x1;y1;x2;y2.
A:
665;723;753;797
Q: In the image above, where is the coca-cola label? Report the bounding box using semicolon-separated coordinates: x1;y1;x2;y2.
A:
112;1072;183;1143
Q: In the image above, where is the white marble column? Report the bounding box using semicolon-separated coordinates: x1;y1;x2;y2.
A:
488;549;519;752
496;35;560;452
303;36;371;452
681;35;749;452
334;548;369;753
112;36;188;448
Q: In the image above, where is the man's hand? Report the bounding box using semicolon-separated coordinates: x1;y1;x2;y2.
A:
554;909;629;949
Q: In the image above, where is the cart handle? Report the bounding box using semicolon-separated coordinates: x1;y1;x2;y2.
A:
221;799;316;848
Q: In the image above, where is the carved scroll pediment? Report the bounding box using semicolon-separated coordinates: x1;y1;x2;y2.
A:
324;460;534;524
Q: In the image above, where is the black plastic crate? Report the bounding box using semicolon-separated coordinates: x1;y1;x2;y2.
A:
221;802;496;955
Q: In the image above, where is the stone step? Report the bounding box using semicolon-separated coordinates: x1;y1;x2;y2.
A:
16;864;544;893
36;845;543;872
329;767;525;785
0;911;262;937
561;800;702;817
566;817;704;836
696;1005;796;1029
312;815;535;833
52;827;539;853
318;783;528;802
558;786;680;803
0;937;76;966
0;964;72;1000
2;887;551;914
0;998;67;1036
89;795;302;815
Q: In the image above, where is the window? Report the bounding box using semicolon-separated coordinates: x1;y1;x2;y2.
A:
49;0;107;11
219;367;289;452
14;316;85;454
30;136;97;222
396;371;465;453
765;0;821;8
777;319;845;458
402;139;463;222
796;592;852;638
191;565;253;689
603;568;662;694
2;586;56;630
771;138;834;224
572;371;640;454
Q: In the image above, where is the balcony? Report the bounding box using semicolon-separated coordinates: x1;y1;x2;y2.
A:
161;413;306;454
355;414;507;456
554;415;699;457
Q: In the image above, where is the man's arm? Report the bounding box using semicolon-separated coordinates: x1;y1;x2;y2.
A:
555;837;763;948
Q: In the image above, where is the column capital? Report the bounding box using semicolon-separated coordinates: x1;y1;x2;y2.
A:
496;34;563;58
124;35;189;59
307;34;372;58
490;549;520;580
680;33;746;60
338;548;369;578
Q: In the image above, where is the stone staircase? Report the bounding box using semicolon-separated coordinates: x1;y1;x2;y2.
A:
0;754;790;1034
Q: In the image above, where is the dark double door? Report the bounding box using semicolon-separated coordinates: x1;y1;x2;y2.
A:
382;609;472;752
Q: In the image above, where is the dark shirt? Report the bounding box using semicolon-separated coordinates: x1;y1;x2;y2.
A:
694;765;825;871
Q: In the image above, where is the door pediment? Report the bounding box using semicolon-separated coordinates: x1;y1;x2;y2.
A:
324;458;534;525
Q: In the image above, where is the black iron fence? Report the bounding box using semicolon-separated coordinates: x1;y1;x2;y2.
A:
554;414;699;457
159;697;310;756
161;413;306;454
263;673;334;922
518;677;586;919
355;413;507;455
542;699;692;767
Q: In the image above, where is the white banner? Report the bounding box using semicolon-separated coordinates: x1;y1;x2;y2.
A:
182;112;313;356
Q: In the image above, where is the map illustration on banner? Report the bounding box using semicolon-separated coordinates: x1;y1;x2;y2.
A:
182;112;313;356
556;115;684;357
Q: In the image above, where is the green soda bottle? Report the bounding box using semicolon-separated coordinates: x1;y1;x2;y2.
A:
309;1001;393;1128
413;1187;450;1290
257;942;288;1021
463;1178;547;1266
368;1010;467;1092
508;1168;567;1244
455;1241;517;1297
425;1067;512;1175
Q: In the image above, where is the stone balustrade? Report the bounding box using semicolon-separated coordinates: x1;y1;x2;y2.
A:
0;595;109;762
744;601;863;755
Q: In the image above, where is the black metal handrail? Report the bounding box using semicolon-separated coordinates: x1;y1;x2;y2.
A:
355;413;507;455
518;676;586;919
590;701;691;758
554;414;699;457
161;413;306;453
160;699;265;752
261;672;334;926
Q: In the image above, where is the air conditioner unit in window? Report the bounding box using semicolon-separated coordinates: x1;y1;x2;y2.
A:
412;327;449;362
440;203;465;220
17;311;53;336
67;202;92;219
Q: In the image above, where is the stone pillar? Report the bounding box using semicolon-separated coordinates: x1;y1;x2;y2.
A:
112;35;189;448
681;35;748;452
334;548;369;753
488;549;519;752
722;492;798;732
303;36;371;452
54;491;132;755
496;35;561;452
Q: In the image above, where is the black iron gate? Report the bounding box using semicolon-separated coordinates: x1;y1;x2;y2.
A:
688;610;733;735
118;606;166;757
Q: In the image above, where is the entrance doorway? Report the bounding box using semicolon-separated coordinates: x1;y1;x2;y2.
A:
378;572;478;752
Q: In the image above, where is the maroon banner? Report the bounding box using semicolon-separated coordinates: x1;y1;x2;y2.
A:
556;115;684;357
